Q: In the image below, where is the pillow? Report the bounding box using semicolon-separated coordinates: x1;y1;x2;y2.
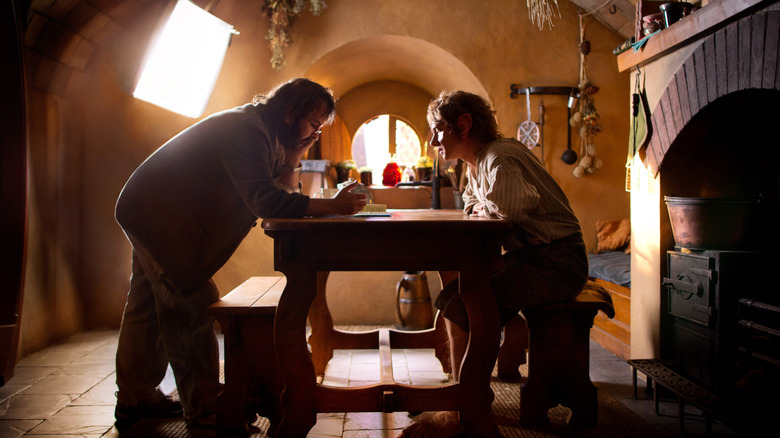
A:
595;218;631;253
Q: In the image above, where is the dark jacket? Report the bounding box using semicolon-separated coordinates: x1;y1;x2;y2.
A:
116;104;308;293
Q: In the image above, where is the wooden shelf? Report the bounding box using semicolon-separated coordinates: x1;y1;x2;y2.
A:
617;0;776;72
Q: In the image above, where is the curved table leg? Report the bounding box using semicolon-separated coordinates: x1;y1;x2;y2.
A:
273;269;319;437
308;271;334;376
433;311;452;375
458;268;501;438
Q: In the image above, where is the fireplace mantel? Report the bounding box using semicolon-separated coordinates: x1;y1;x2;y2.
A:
617;0;776;72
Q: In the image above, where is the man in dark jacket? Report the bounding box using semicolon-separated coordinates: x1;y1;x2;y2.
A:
114;78;365;429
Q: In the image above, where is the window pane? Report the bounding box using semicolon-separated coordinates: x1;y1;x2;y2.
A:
133;1;234;118
395;120;421;168
351;115;421;185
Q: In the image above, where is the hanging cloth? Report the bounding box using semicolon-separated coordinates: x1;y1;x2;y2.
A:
626;67;651;190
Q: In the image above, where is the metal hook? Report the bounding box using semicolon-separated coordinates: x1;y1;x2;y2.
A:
609;4;617;14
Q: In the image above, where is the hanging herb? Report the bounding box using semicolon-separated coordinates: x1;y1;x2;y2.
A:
262;0;327;70
527;0;561;30
570;14;603;178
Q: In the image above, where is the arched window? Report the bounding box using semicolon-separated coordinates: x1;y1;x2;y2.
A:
351;115;423;184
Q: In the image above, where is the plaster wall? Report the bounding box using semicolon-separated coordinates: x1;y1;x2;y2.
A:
628;42;700;359
18;0;630;357
336;81;432;145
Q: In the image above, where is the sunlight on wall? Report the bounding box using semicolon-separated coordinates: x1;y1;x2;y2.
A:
630;161;662;359
133;1;235;118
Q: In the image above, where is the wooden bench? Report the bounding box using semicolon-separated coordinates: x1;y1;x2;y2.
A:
496;281;615;426
208;276;286;436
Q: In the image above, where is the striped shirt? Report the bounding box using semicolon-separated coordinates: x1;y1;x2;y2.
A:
462;138;582;250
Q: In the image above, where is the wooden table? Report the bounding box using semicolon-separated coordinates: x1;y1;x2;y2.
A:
261;209;511;437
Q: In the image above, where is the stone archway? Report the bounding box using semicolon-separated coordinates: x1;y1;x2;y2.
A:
644;9;780;176
304;35;488;101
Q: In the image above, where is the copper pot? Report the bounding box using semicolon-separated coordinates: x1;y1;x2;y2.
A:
665;196;765;250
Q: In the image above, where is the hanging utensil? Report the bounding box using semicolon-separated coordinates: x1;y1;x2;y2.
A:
538;97;545;161
517;88;540;149
561;93;578;165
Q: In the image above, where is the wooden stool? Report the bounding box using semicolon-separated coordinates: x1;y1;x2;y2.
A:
498;282;614;426
208;276;286;436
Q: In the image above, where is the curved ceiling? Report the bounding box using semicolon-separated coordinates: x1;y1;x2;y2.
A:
304;35;488;100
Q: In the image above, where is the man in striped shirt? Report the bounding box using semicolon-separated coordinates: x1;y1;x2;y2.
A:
401;90;587;438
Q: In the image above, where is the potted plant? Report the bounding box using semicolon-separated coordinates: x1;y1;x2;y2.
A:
414;155;434;181
357;166;373;186
333;160;356;184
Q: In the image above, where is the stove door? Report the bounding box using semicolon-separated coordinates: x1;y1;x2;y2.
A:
664;252;714;327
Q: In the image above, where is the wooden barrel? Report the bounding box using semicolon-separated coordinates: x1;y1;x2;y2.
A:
395;271;434;330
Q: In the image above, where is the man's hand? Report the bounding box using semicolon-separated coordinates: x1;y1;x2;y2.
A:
469;203;487;217
305;181;367;216
331;181;367;215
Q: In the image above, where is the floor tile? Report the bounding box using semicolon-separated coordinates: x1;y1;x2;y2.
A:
408;371;448;386
309;412;345;436
60;330;117;347
321;375;349;387
70;374;117;406
15;350;83;368
344;412;412;431
0;419;42;438
22;435;96;438
0;386;27;406
52;360;115;378
349;369;379;382
0;394;70;419
3;367;57;386
26;405;115;435
402;350;444;373
84;344;118;360
350;351;379;365
342;430;402;438
22;373;104;396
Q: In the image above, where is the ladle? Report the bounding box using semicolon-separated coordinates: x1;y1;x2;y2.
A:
561;94;578;165
561;145;578;165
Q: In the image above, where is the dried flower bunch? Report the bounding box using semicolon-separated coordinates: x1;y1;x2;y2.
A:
570;81;603;178
527;0;561;30
262;0;327;70
570;14;603;178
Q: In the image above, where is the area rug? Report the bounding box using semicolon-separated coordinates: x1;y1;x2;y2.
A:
489;374;664;438
122;365;667;438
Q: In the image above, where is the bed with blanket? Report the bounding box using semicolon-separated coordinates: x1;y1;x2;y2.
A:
587;219;632;360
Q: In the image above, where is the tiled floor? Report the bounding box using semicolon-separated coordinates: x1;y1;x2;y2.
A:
0;329;740;438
